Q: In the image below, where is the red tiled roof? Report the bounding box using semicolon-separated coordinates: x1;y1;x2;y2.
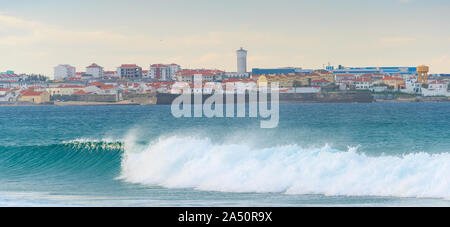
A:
0;74;19;78
151;64;169;68
354;78;373;82
73;90;86;95
120;64;140;68
335;74;355;77
222;78;255;83
381;76;403;81
88;82;115;90
87;63;102;68
429;80;446;84
56;85;83;88
21;89;44;96
67;77;82;80
312;79;330;83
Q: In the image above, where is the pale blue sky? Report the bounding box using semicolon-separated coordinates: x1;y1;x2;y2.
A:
1;0;450;75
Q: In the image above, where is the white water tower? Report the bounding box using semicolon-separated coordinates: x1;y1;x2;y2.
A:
236;47;247;73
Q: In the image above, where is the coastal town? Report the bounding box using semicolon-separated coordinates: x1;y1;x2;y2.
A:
1;48;450;105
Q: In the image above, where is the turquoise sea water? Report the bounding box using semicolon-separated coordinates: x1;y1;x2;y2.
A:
0;103;450;206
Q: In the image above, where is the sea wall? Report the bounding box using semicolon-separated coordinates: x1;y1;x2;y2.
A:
123;93;157;105
156;92;373;105
51;94;118;102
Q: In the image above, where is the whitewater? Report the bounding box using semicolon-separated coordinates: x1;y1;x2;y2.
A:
119;135;450;200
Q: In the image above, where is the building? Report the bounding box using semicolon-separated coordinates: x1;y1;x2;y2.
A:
150;64;169;80
19;89;50;104
54;64;76;80
253;72;335;88
335;74;355;83
218;72;250;80
252;67;303;76
311;79;331;87
332;66;417;76
314;71;335;84
0;88;18;103
117;64;143;79
0;70;14;75
428;80;448;90
103;71;118;78
168;64;181;79
403;80;422;94
46;85;84;96
86;82;118;95
257;75;268;87
378;76;405;90
150;64;181;81
176;69;223;82
142;70;149;77
236;47;247;73
422;80;449;97
354;78;373;90
86;63;104;78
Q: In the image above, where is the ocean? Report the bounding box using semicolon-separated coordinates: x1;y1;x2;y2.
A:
0;103;449;206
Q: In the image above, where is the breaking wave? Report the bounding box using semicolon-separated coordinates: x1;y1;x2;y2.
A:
2;136;450;200
120;136;450;199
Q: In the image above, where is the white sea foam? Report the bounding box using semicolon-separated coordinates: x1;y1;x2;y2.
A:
119;135;450;199
63;137;121;144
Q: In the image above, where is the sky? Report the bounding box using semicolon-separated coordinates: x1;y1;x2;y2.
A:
1;0;450;76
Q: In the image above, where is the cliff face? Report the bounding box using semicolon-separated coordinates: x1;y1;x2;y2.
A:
156;92;374;105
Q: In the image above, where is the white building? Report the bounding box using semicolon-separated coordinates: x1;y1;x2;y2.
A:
86;63;104;78
354;78;373;90
0;89;18;103
54;64;76;80
403;80;422;94
142;70;150;78
220;72;251;79
150;64;170;81
403;80;450;97
422;80;449;97
236;47;247;73
103;71;118;78
168;64;181;79
150;64;181;81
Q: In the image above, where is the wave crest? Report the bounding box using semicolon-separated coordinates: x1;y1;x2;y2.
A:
63;140;124;151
